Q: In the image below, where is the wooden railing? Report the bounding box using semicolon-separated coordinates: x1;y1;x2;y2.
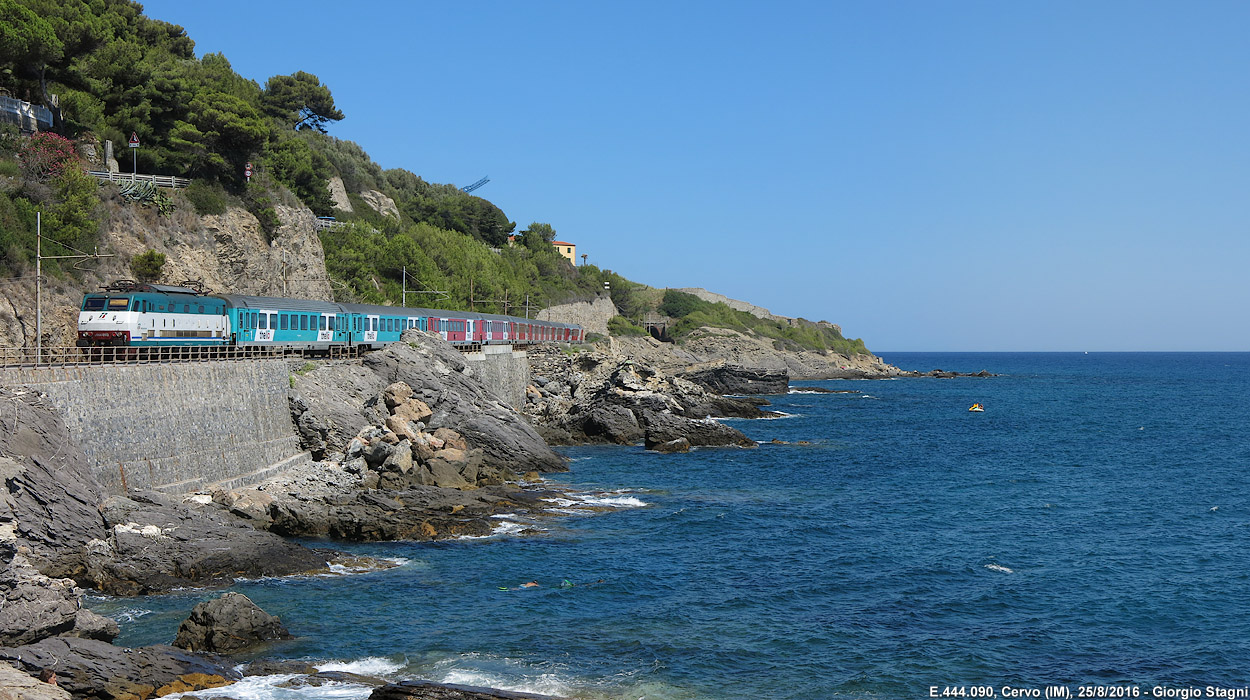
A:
86;170;191;189
0;345;359;369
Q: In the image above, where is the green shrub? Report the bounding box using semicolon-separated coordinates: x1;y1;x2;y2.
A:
607;315;647;336
183;179;229;215
130;249;166;282
658;289;708;318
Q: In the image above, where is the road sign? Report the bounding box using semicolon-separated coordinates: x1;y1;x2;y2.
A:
128;132;139;148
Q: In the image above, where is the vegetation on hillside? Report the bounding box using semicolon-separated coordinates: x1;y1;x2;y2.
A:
0;0;870;354
658;290;869;355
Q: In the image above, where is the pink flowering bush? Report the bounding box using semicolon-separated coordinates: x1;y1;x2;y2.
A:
19;132;80;183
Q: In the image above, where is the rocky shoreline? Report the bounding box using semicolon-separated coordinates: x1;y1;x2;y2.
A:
0;327;992;697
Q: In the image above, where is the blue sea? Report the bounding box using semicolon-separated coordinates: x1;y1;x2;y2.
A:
90;353;1250;700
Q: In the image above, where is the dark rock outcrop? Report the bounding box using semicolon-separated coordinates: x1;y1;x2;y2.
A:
265;484;553;542
0;637;238;699
0;542;116;647
525;348;764;448
82;490;328;596
0;391;107;580
174;592;291;653
639;410;757;449
678;362;789;395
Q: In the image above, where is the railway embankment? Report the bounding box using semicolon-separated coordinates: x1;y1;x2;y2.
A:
0;358;306;495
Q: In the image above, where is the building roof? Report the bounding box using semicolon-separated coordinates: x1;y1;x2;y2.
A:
552;240;574;246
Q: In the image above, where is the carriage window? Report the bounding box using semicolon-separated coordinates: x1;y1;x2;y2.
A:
258;314;267;330
299;315;308;330
281;315;288;330
270;313;277;328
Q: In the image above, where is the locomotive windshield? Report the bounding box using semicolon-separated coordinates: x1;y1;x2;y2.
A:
82;296;106;311
107;298;131;310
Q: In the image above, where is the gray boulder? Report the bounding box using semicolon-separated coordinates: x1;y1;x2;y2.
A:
173;592;291;653
649;437;691;453
578;405;644;444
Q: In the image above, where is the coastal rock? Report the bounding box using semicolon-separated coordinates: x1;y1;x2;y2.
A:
678;362;789;395
649;437;691;453
263;481;556;542
523;347;764;448
0;662;72;700
0;392;108;580
82;490;329;596
0;636;238;699
640;410;758;449
370;680;569;700
577;405;644;444
0;545;89;647
173;592;292;653
291;332;567;479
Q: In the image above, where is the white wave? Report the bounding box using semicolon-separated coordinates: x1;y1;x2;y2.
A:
379;556;411;567
578;493;648;508
431;654;574;698
158;673;373;699
984;563;1014;574
456;519;543;540
714;411;799;421
542;491;648;511
113;608;153;623
860;395;878;399
317;656;403;676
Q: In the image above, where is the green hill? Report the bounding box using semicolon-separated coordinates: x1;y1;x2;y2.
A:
0;0;869;355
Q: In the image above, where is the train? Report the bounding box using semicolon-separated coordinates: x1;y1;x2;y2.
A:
76;281;584;351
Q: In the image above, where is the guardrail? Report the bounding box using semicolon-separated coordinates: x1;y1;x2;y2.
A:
86;170;191;189
0;96;53;131
0;345;359;369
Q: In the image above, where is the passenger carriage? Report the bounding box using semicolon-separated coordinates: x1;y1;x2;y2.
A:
220;295;347;350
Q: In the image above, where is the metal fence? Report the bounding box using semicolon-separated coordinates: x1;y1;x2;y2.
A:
86;170;192;189
0;345;360;369
0;96;53;131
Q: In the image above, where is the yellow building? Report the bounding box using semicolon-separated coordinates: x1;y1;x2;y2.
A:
552;240;576;264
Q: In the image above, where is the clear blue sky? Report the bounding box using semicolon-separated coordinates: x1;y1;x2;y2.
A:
140;0;1250;351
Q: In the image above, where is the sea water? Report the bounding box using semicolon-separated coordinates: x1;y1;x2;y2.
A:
88;353;1250;699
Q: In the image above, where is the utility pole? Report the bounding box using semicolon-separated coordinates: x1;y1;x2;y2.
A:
402;266;407;307
35;211;114;365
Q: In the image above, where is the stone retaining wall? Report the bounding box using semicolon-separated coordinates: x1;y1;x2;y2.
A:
462;345;531;409
537;296;616;337
0;360;307;495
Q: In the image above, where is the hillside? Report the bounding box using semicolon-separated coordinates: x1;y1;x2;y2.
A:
0;0;878;366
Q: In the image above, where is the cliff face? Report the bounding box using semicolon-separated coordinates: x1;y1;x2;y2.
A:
0;195;332;349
